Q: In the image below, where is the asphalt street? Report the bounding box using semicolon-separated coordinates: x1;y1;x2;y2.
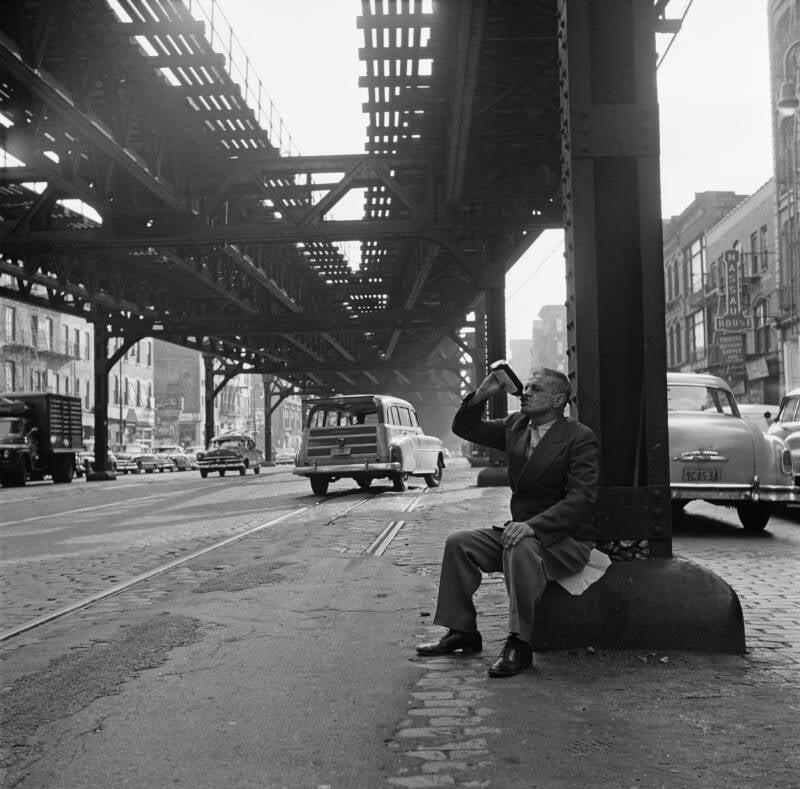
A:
1;460;798;787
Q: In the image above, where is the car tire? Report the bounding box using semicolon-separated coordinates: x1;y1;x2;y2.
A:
219;470;226;477
736;502;771;532
136;462;143;474
355;475;372;490
239;465;246;476
253;464;261;474
200;469;208;478
310;476;329;495
424;459;443;488
392;473;408;492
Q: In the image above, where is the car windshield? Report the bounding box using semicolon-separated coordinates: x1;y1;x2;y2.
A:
0;418;24;440
307;402;379;427
125;446;150;454
157;447;178;453
213;439;244;448
667;384;738;415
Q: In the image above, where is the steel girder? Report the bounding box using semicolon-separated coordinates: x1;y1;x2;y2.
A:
0;0;565;406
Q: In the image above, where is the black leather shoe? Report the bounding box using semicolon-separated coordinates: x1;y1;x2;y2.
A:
416;629;483;656
487;634;533;677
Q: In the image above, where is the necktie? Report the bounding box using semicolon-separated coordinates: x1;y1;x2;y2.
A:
527;426;540;457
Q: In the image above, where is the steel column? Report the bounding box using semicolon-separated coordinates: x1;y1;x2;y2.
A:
203;355;215;448
86;323;114;480
560;0;671;555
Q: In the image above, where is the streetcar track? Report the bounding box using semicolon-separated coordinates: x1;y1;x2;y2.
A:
0;488;426;643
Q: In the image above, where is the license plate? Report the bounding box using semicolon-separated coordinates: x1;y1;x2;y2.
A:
682;466;721;482
331;446;351;456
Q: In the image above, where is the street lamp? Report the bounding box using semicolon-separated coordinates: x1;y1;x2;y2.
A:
777;39;800;118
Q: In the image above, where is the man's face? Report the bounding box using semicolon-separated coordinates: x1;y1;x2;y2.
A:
520;371;562;418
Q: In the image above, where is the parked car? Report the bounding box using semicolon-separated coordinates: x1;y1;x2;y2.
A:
668;372;797;531
76;446;117;476
184;445;205;469
737;403;779;434
273;447;296;465
115;444;158;474
293;394;445;495
155;444;189;471
768;387;800;485
196;434;263;477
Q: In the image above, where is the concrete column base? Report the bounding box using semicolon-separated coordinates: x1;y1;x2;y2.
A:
476;466;508;487
532;558;745;654
86;470;117;481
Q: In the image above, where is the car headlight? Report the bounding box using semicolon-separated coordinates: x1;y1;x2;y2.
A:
197;452;204;460
781;449;793;477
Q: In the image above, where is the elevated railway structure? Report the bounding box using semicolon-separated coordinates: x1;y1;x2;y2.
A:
1;0;681;555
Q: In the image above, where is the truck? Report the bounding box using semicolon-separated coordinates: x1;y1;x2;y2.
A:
0;392;83;486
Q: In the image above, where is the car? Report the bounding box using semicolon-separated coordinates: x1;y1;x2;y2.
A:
196;434;263;477
184;445;205;469
737;403;779;434
768;387;800;485
155;444;189;471
293;394;445;495
668;372;797;531
76;446;117;476
273;447;296;465
115;444;158;474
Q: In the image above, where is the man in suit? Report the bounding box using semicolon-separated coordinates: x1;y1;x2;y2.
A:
416;367;599;677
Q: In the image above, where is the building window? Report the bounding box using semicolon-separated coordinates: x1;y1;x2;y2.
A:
45;317;53;350
4;305;16;342
84;380;91;409
124;377;130;406
686;238;705;293
672;258;681;298
113;376;119;404
63;325;70;355
688;310;705;361
667;326;674;366
136;380;142;407
73;328;80;358
665;265;673;301
4;360;16;390
754;300;771;354
750;231;759;275
146;341;152;366
760;225;768;271
85;331;91;361
30;314;39;346
675;322;682;364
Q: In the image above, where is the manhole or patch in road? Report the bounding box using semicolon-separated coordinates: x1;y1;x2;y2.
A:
192;561;292;593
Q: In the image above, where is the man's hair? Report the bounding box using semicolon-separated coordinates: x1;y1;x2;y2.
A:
539;367;572;405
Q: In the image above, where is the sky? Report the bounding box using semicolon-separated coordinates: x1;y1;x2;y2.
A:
214;0;774;340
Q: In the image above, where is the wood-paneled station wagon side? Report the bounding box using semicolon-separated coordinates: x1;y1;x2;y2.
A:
668;372;797;532
293;395;445;496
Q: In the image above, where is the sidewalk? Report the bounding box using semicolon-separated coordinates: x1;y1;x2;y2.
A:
381;467;800;788
2;463;799;788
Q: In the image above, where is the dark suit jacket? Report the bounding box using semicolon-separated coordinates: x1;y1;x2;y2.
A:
452;394;599;549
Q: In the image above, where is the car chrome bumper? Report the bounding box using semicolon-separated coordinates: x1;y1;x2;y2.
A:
197;459;243;470
293;461;401;477
671;485;800;502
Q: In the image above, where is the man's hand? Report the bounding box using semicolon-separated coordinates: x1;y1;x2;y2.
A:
500;520;535;549
472;372;504;403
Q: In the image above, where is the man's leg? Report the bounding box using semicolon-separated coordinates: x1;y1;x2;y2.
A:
502;537;549;644
432;527;504;633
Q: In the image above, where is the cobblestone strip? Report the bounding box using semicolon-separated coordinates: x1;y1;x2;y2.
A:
386;658;497;788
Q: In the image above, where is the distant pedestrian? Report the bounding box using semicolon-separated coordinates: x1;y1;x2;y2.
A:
416;367;600;677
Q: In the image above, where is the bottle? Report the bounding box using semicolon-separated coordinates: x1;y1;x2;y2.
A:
489;360;523;397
